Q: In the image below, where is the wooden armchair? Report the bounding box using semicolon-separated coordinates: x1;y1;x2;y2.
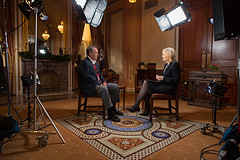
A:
104;74;126;110
74;67;105;119
149;69;184;122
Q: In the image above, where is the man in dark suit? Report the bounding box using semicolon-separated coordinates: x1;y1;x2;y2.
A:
78;46;123;122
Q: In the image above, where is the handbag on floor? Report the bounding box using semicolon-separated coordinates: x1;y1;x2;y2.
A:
0;115;20;140
218;124;240;160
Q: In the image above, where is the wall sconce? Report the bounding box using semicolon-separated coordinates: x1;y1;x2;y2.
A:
129;0;136;3
42;30;50;40
58;21;63;33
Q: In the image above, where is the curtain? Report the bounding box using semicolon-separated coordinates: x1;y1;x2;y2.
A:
72;4;84;65
0;0;15;93
90;24;108;72
0;0;4;40
90;26;102;49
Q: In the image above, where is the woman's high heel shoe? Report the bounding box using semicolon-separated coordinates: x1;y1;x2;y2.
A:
126;106;140;113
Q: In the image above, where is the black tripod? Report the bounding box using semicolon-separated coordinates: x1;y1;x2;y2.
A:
200;95;225;134
20;78;33;125
199;80;229;134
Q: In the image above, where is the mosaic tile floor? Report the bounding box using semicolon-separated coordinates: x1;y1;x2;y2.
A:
56;113;201;160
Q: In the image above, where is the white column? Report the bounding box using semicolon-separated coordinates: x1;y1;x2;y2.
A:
18;0;23;95
14;0;19;95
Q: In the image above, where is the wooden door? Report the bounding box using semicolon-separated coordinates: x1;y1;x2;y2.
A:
179;0;239;104
179;0;211;79
211;37;239;104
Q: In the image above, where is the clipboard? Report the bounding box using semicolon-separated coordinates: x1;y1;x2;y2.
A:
146;79;161;82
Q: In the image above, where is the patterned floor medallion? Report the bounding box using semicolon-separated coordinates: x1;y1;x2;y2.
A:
103;116;152;131
56;113;201;160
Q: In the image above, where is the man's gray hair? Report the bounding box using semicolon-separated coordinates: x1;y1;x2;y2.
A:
86;46;97;56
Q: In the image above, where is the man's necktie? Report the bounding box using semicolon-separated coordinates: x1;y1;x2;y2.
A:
93;64;101;81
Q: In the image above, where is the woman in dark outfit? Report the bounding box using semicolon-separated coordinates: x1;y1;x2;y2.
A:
127;47;181;116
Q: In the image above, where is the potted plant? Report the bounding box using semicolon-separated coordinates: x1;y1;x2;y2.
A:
209;64;219;71
138;62;146;70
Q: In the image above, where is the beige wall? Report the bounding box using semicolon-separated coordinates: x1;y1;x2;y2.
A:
109;10;123;74
141;0;178;70
105;0;179;92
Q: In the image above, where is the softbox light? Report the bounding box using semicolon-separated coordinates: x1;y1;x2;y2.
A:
18;0;45;20
18;0;33;19
154;1;192;32
73;0;107;27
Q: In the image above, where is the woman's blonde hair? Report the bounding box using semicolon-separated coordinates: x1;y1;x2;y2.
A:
162;47;176;62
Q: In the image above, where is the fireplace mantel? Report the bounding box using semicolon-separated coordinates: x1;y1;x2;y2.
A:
22;59;69;94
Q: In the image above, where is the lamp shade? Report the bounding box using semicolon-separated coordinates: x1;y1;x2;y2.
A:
58;21;64;33
42;30;50;40
129;0;136;3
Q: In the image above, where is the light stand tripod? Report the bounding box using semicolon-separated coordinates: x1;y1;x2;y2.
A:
15;9;65;147
200;77;239;159
198;80;229;135
199;95;226;134
19;76;33;125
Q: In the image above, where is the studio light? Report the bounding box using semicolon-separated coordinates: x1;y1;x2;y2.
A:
18;1;33;19
75;0;86;8
18;0;47;20
73;0;107;27
39;13;48;21
39;49;46;54
154;1;192;32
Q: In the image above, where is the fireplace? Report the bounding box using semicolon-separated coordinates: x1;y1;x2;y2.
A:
22;59;68;94
38;70;59;94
